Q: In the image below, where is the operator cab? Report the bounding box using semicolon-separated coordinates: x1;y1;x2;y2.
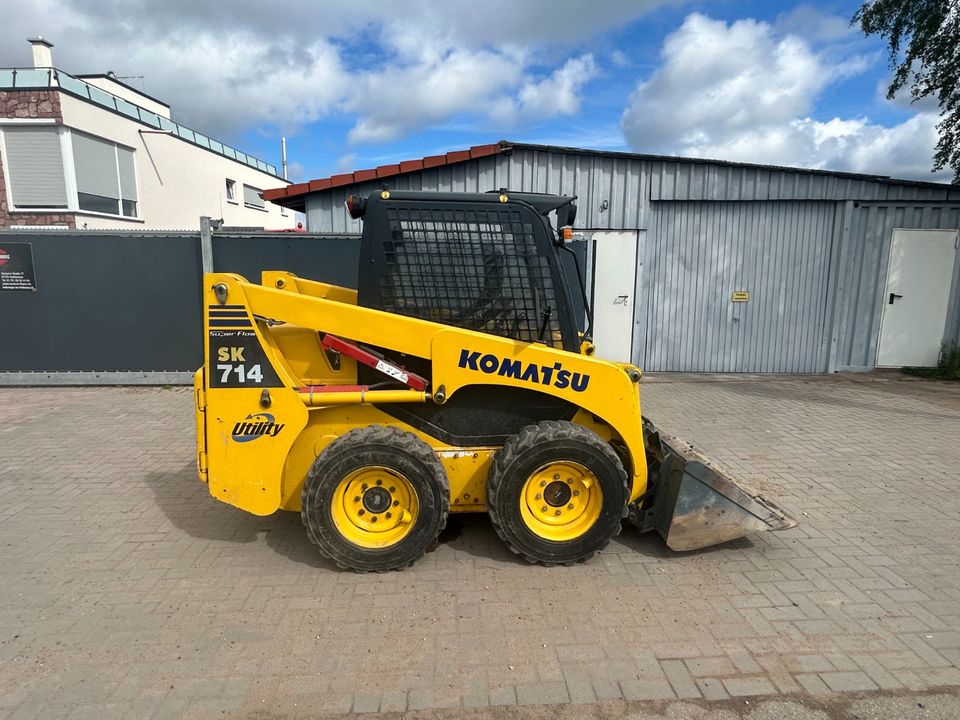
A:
349;189;585;353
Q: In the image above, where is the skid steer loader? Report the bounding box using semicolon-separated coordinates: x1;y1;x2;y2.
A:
194;189;795;571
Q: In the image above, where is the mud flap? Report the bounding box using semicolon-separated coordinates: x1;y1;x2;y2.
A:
638;419;796;551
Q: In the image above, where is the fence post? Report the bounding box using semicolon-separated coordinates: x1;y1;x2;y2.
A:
199;216;214;275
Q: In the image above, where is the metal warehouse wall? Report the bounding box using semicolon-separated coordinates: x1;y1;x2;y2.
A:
642;201;838;372
303;147;960;373
832;202;960;371
305;147;959;233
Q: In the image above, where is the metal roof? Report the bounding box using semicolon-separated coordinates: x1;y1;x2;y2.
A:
263;143;503;210
263;140;958;211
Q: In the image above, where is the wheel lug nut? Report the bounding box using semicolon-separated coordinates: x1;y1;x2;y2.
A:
358;509;365;515
553;474;560;480
386;512;392;519
573;490;579;497
389;486;395;493
541;506;547;512
393;500;399;507
567;503;574;510
362;483;368;490
371;516;378;523
566;478;573;484
555;510;562;516
540;481;546;487
376;479;382;486
353;496;360;503
535;493;541;500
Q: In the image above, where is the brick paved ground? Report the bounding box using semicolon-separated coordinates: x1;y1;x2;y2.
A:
0;374;958;719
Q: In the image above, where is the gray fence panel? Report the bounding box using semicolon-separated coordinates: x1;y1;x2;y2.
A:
0;231;202;372
212;233;360;288
2;230;588;380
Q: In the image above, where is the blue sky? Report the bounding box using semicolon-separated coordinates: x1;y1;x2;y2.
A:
4;1;949;184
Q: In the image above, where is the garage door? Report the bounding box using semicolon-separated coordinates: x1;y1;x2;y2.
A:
643;201;836;372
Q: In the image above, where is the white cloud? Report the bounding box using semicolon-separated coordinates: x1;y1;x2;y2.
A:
609;49;630;68
490;55;597;127
621;13;948;181
2;0;668;145
345;47;523;143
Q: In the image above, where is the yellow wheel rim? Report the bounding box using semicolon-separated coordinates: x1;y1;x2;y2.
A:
519;461;603;542
330;467;419;549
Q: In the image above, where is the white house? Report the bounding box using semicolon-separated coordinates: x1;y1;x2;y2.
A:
0;38;295;230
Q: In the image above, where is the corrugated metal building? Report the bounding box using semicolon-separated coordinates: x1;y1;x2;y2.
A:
264;141;960;373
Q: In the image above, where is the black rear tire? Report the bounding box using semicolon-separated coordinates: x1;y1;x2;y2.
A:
486;421;629;566
301;425;449;572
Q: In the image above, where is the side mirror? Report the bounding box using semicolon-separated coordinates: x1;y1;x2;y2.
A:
346;195;367;219
557;202;577;228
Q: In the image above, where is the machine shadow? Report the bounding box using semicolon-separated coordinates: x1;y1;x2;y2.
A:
435;513;528;566
433;513;751;566
144;462;336;570
145;464;755;573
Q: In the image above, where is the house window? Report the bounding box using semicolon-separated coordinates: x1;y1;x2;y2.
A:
1;126;69;209
225;178;237;202
243;184;264;210
71;132;137;218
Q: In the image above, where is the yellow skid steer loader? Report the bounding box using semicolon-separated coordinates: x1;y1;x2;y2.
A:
195;189;794;571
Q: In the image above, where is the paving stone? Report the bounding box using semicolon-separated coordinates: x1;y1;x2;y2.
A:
819;671;879;692
660;659;701;699
564;675;596;704
686;656;738;677
795;673;832;695
696;677;729;701
379;690;408;713
591;679;623;701
618;678;675;700
722;676;778;697
488;685;516;706
515;681;569;706
406;686;460;711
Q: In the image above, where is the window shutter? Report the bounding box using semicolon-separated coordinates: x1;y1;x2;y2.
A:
72;132;120;200
2;126;68;208
117;146;137;201
243;184;264;208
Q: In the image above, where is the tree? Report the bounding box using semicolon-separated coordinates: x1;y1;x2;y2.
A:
853;0;960;184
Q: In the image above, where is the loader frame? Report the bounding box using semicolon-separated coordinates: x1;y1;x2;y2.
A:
195;271;649;518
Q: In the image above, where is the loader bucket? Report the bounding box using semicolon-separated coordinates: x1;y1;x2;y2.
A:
641;419;796;551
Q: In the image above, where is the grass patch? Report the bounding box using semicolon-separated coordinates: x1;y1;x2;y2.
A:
903;344;960;380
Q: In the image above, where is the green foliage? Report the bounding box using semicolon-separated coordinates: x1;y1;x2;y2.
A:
853;0;960;184
902;344;960;380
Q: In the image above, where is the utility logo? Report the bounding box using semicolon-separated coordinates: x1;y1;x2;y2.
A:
231;413;285;442
458;349;590;392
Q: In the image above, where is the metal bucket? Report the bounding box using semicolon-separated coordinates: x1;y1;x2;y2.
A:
638;419;796;551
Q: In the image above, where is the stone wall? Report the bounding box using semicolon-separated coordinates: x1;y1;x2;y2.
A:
0;90;75;228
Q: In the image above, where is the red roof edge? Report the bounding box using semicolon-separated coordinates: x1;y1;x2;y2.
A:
263;142;507;208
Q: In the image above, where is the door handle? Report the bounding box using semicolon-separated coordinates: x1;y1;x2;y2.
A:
614;295;629;305
888;293;903;305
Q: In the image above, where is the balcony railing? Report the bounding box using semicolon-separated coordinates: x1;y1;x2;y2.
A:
0;67;281;178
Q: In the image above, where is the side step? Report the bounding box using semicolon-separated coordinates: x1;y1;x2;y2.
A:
638;419;797;551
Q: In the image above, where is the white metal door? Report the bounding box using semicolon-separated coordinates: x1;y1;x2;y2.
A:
877;229;958;367
590;230;638;362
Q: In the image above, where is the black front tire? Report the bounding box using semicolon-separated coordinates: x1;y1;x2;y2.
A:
301;425;449;572
486;421;629;566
